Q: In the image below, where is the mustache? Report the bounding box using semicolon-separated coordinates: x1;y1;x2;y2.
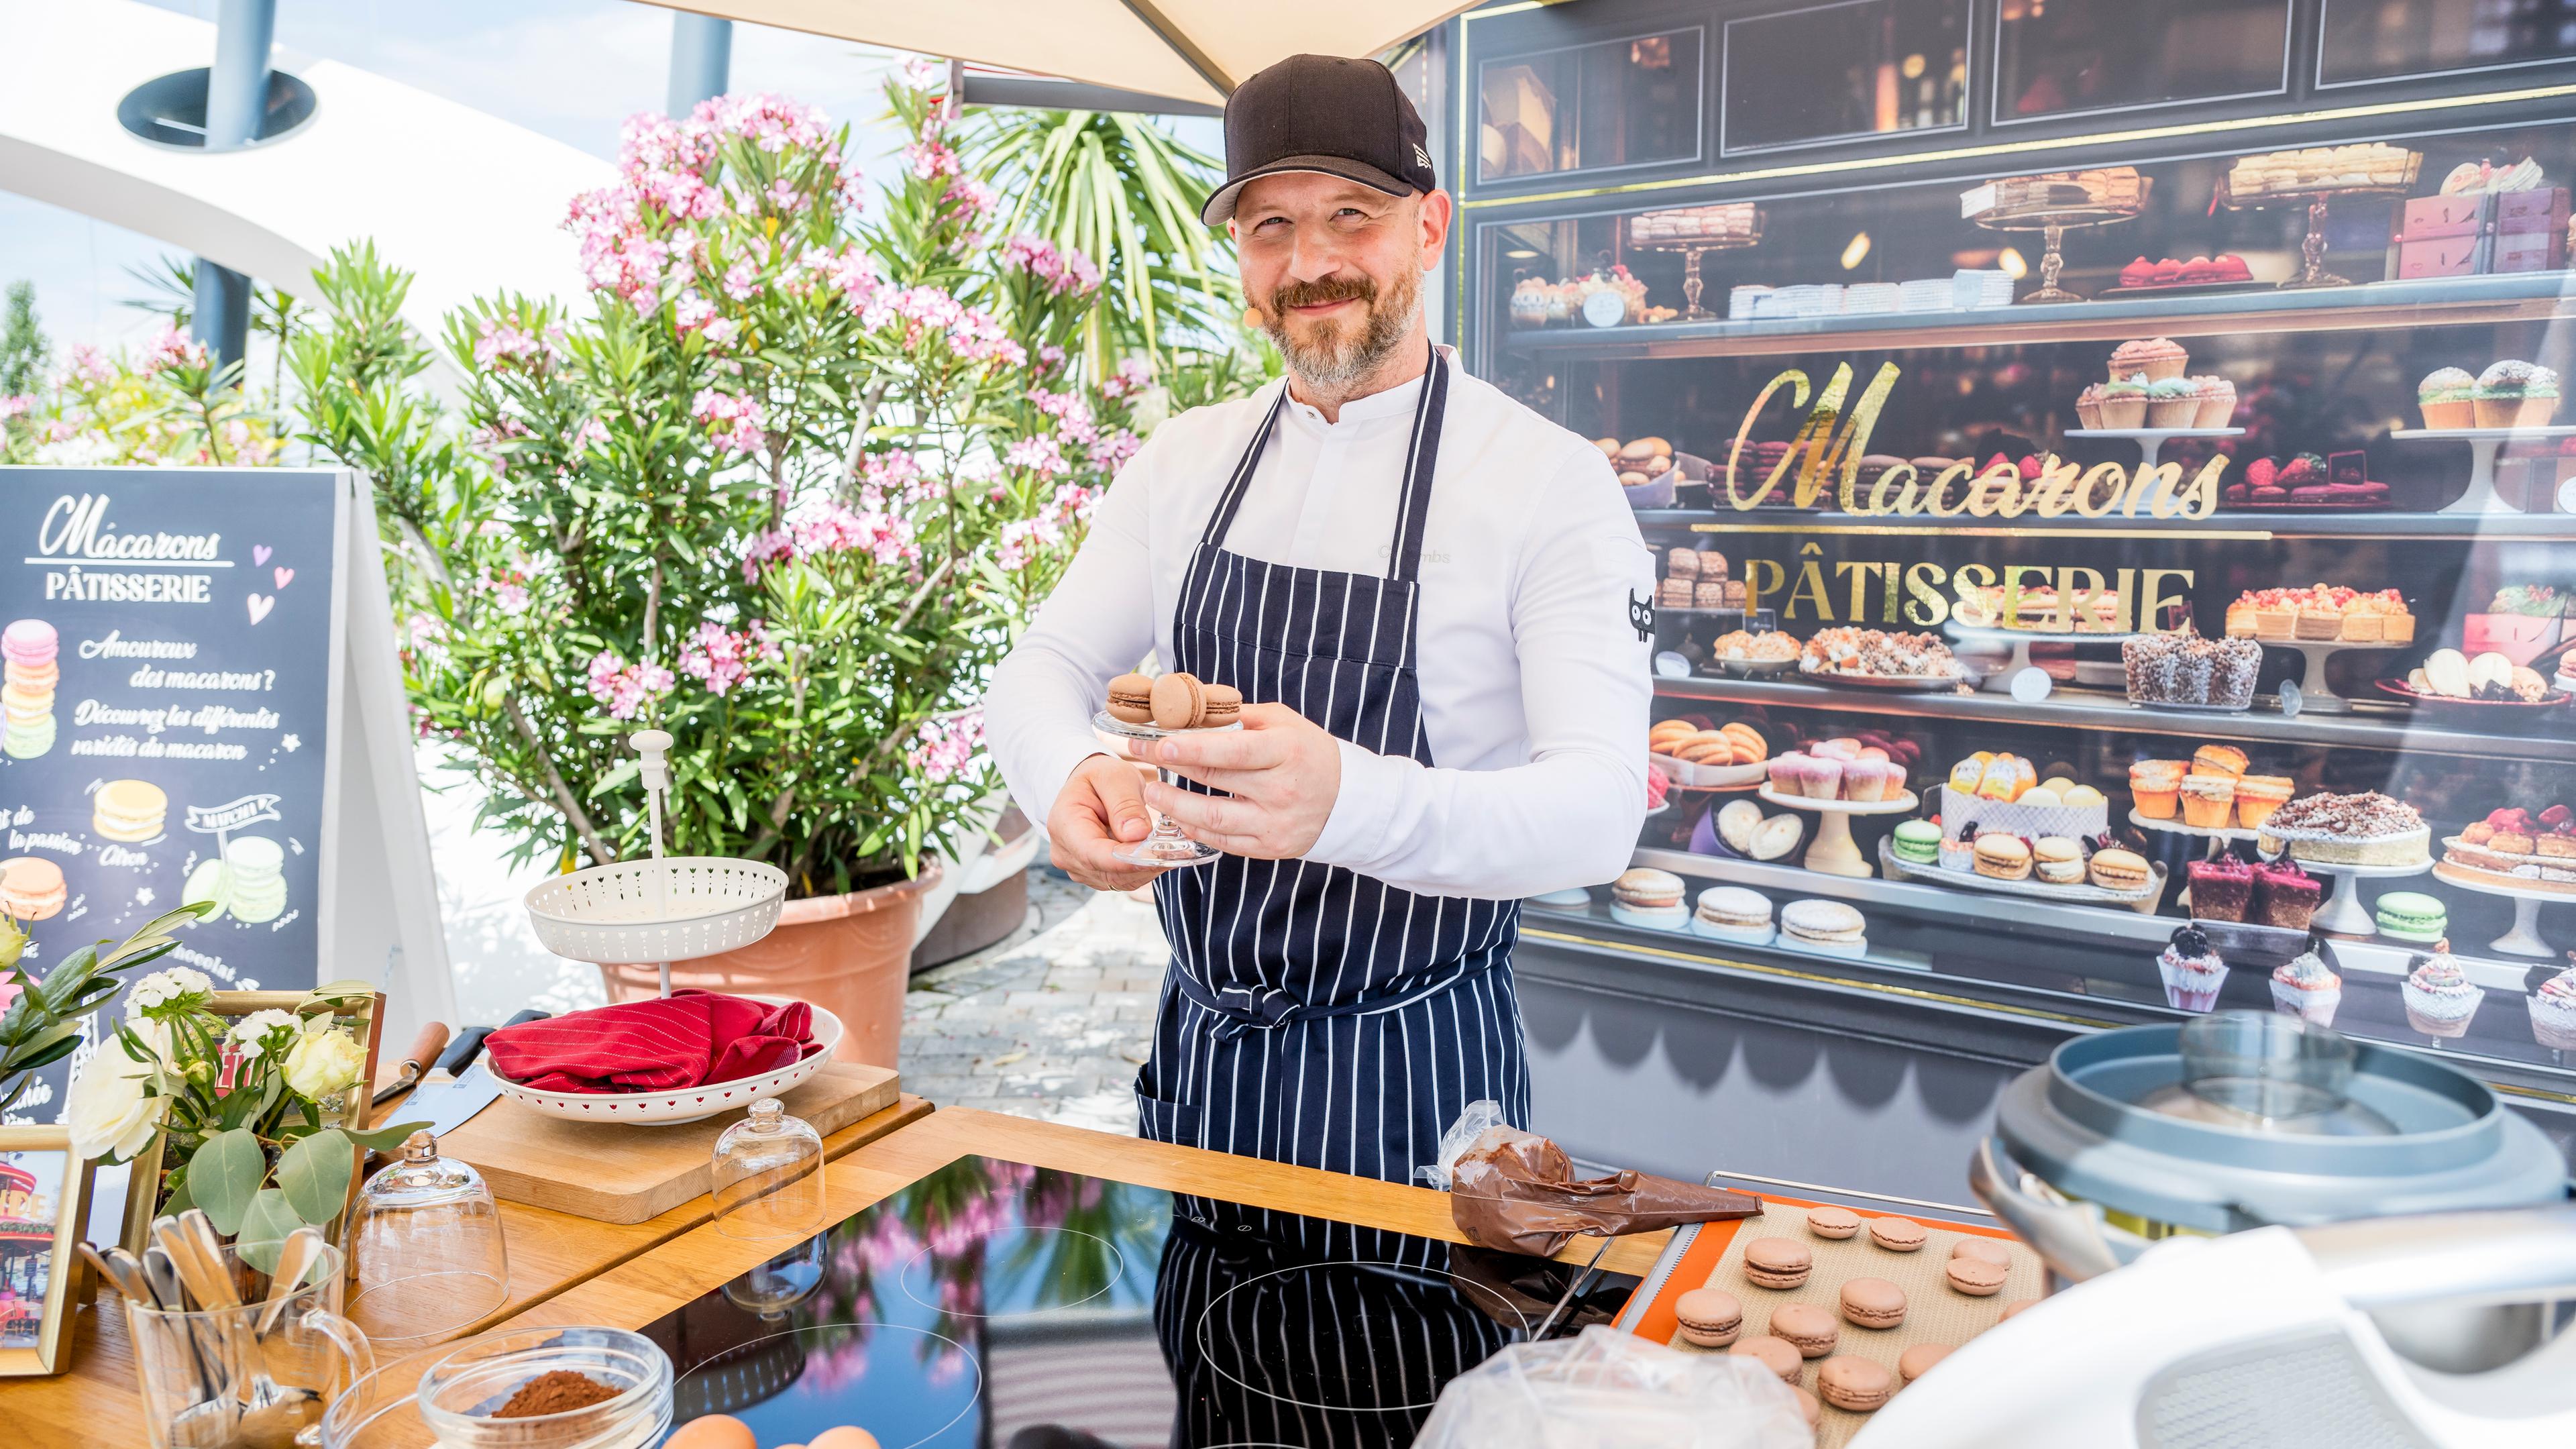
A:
1268;274;1379;315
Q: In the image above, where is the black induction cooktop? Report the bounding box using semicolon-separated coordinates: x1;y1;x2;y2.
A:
641;1156;1637;1448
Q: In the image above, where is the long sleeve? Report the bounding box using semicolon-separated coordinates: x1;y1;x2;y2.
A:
1303;440;1654;898
984;435;1161;826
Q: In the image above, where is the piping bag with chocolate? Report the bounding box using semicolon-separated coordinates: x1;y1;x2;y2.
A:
1421;1101;1760;1256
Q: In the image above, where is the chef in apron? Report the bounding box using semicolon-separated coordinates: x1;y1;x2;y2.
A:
987;54;1653;1208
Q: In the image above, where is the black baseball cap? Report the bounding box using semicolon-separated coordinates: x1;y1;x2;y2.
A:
1200;54;1438;226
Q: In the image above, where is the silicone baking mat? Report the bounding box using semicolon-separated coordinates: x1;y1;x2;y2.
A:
1639;1199;2044;1448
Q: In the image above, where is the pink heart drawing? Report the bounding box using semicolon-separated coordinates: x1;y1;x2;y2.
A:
246;594;275;625
273;566;294;589
252;545;272;566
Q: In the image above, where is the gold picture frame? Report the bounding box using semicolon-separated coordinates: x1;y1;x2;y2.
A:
117;989;384;1258
0;1126;96;1376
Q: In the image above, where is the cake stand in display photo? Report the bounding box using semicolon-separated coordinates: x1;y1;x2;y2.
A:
1092;710;1242;867
1947;623;2139;696
1757;784;1917;878
2432;861;2565;959
2063;425;2243;470
2388;425;2576;515
1968;184;2143;305
2267;637;2406;715
2218;162;2417;289
2289;857;2434;941
519;729;822;1126
1624;211;1762;322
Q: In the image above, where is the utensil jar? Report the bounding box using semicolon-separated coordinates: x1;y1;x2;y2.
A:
127;1242;374;1449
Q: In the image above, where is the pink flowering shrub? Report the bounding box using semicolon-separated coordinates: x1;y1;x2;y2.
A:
313;74;1157;892
1;325;286;467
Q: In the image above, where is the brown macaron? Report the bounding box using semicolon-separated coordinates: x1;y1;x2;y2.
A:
1672;1287;1743;1348
1817;1354;1895;1413
1838;1277;1907;1330
1741;1237;1813;1291
1790;1387;1821;1428
1770;1302;1839;1358
1149;671;1205;730
1197;682;1242;727
1898;1342;1953;1384
1806;1205;1862;1240
1951;1237;2012;1267
1727;1334;1803;1384
1867;1216;1929;1253
1106;672;1155;724
1946;1256;2009;1297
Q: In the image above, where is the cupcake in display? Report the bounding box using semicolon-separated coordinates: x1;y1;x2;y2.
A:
2158;925;2228;1012
2233;775;2294;830
1939;818;1978;873
2098;376;2150;429
2417;367;2477;429
2400;943;2483;1038
2109;337;2188;382
2179;773;2237;830
2530;959;2576;1051
2270;948;2343;1026
2145;376;2200;428
2129;760;2183;819
2475;361;2559;429
2075;384;2105;430
2190;376;2237;429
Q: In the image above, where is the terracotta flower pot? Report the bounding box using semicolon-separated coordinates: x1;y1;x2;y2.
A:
599;859;942;1069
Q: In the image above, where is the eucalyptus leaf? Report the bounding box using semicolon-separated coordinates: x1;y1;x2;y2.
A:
235;1189;302;1274
188;1128;268;1236
343;1119;432;1152
278;1128;356;1225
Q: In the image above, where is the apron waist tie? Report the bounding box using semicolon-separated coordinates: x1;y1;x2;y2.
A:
1170;951;1507;1032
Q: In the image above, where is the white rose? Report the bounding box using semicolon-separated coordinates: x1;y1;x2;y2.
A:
64;1023;172;1163
282;1024;367;1101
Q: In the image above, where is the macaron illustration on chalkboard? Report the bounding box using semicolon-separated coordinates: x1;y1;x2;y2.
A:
182;835;291;924
93;779;169;843
1;619;58;760
0;857;66;921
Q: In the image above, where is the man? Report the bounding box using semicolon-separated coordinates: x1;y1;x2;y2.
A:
985;54;1650;1190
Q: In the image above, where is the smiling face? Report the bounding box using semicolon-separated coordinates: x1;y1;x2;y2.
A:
1230;172;1452;395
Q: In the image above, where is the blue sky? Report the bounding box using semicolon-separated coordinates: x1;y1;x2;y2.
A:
0;0;927;354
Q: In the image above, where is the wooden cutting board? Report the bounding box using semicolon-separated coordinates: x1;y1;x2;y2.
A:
438;1062;900;1224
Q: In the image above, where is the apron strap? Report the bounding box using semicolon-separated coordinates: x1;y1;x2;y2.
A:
1195;342;1450;583
1169;945;1507;1032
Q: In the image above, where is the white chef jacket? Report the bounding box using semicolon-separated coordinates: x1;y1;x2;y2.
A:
985;352;1654;899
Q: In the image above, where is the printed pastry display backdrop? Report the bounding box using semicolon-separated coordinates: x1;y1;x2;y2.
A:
0;471;339;1122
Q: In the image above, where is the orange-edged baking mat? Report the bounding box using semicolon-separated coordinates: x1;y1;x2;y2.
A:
1615;1193;2042;1448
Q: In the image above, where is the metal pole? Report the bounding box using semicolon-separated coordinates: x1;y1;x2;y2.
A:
192;0;274;374
667;12;733;117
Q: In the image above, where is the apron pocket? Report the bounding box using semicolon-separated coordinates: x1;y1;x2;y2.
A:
1133;1069;1200;1146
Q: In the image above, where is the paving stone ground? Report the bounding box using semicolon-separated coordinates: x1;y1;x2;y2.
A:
900;867;1167;1134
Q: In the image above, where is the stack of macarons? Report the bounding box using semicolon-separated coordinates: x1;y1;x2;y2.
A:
1690;885;1774;944
2373;890;2448;943
1610;868;1688;930
1104;672;1241;731
223;836;289;924
0;856;66;921
93;779;168;843
1889;819;1941;867
1780;898;1866;957
1;619;58;760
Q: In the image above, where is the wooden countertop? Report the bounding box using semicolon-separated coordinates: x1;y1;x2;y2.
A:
492;1106;1672;1337
5;1093;931;1444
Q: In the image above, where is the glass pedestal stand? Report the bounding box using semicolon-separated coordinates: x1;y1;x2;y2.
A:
2220;179;2412;289
1092;710;1240;868
1625;231;1760;321
1970;199;2143;305
2302;858;2433;939
2391;427;2576;515
2432;863;2563;959
1757;784;1919;878
1948;624;2141;696
2065;427;2245;471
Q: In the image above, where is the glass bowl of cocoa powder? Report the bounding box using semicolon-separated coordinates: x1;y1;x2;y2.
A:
405;1326;672;1448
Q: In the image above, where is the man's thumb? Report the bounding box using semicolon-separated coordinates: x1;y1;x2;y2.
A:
1100;764;1152;841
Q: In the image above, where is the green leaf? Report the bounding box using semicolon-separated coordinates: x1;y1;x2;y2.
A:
234;1189;301;1275
160;1171;194;1218
277;1129;355;1226
343;1119;431;1152
187;1128;268;1236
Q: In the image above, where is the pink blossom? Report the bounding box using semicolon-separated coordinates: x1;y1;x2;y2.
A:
1026;386;1097;445
586;649;675;720
1098;356;1154;398
139;325;207;376
691;388;765;453
860;285;1026;368
0;395;30;421
764;177;806;213
696;93;830;155
741;527;796;582
678;619;780;696
790;500;917;566
721;258;761;301
64;343;115;386
473;313;559;370
858;450;943;507
947;176;996;223
1005;434;1069;478
478;567;533;613
907;141;959;180
1001;233;1101;296
1036;343;1066;374
1089;428;1141;472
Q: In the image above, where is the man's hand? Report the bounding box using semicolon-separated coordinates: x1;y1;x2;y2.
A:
1048;754;1167;892
1145;702;1342;859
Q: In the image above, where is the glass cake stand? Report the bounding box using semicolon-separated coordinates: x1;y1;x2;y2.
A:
1757;784;1919;878
1093;710;1240;867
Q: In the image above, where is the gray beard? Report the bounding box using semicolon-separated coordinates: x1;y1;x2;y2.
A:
1266;266;1421;392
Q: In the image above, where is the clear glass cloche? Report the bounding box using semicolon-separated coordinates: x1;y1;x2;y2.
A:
712;1096;826;1240
347;1129;511;1352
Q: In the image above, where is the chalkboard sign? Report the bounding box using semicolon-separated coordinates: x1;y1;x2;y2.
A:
0;468;450;1128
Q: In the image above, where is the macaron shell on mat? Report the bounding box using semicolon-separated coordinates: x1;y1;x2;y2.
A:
1637;1199;2043;1447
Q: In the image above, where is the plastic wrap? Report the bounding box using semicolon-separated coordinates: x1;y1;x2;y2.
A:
1414;1325;1815;1448
1424;1100;1763;1257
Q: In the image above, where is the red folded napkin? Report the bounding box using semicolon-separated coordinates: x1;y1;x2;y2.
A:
484;990;818;1093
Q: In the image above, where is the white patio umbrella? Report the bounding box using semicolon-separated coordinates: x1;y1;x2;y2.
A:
630;0;1477;105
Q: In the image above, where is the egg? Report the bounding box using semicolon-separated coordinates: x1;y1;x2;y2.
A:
667;1415;757;1449
810;1430;883;1449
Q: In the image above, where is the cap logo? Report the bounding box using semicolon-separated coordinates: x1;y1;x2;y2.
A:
1413;144;1433;170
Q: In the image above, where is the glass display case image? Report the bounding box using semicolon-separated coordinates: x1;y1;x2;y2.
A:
1446;0;2576;1208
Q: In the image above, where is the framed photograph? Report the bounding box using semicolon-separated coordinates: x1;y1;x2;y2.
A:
117;989;383;1258
0;1127;94;1376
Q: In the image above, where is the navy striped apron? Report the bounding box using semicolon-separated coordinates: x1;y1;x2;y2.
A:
1142;347;1529;1224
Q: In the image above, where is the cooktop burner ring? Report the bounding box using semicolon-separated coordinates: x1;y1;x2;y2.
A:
1192;1260;1529;1414
898;1224;1126;1319
674;1321;982;1448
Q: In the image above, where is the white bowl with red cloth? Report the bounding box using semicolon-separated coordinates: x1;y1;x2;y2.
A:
483;991;843;1126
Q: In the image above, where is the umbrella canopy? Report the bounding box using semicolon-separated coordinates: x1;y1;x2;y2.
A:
631;0;1475;105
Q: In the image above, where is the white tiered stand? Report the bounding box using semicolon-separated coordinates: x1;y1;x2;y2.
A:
2390;425;2576;514
2433;861;2564;959
1759;784;1917;879
515;729;820;1125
